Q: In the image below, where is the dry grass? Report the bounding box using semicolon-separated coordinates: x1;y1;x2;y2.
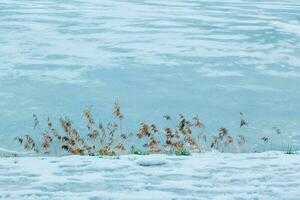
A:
15;103;286;156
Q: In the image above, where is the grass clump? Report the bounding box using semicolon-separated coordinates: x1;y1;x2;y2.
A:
17;102;293;156
285;145;297;155
14;102;212;156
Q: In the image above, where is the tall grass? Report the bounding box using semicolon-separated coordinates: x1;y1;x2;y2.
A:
14;103;292;156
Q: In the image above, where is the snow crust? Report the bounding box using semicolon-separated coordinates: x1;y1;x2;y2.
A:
1;152;300;199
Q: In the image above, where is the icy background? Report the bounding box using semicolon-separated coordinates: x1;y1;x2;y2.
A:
0;0;300;149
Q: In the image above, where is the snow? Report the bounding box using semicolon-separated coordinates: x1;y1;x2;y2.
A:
1;152;300;199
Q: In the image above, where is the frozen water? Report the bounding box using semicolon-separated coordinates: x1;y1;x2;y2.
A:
0;0;300;149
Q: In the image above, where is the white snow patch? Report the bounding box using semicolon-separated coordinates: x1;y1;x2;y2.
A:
261;69;300;78
196;67;243;77
0;152;300;199
136;156;167;167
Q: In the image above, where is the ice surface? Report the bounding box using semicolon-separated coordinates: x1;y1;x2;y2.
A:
0;0;300;150
0;152;300;199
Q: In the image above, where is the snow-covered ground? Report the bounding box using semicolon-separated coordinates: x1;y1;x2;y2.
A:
1;152;300;200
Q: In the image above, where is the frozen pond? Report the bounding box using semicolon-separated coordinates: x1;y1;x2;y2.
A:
0;0;300;149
